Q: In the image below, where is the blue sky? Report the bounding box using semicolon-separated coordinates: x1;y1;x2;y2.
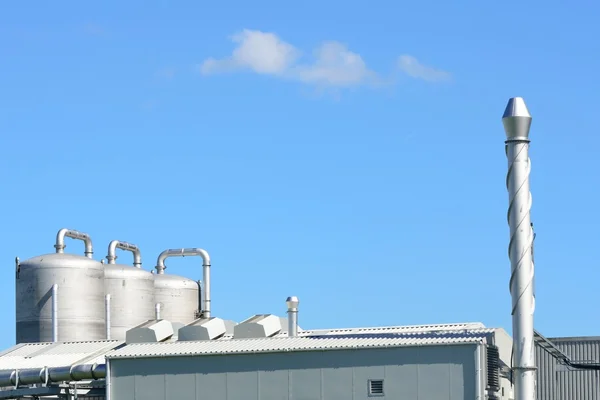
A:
1;1;599;349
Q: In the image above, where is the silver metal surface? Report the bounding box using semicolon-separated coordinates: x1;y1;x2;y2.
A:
54;228;93;259
153;273;200;325
104;240;154;341
286;296;299;337
106;328;493;359
105;294;111;340
106;240;142;268
475;343;483;400
0;339;121;370
536;336;600;400
0;363;106;387
503;96;536;400
16;251;106;343
156;248;211;318
52;284;58;342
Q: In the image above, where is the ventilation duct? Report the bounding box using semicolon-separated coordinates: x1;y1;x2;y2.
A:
125;320;174;344
233;314;282;339
178;317;227;341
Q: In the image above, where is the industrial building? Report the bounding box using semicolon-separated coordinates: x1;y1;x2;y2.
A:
0;97;598;399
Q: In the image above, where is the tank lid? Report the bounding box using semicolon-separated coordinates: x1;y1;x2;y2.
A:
233;314;282;339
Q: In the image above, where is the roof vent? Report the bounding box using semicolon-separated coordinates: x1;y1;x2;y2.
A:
179;317;228;341
125;320;174;344
233;314;282;339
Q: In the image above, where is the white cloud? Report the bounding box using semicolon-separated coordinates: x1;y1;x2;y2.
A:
397;55;451;82
199;30;377;88
199;30;452;88
200;30;299;76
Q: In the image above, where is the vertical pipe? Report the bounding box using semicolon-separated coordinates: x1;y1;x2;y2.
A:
52;284;58;342
286;296;299;337
475;344;483;400
155;303;161;320
105;294;111;340
105;360;111;400
502;97;536;400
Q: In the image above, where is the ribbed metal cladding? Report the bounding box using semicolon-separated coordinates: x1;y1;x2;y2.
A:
536;337;600;400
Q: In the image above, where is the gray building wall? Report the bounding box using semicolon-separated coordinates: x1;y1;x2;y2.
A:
109;344;478;400
536;336;600;400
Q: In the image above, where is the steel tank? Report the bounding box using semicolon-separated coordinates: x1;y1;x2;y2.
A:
104;240;155;340
15;228;105;343
153;248;211;324
153;275;201;324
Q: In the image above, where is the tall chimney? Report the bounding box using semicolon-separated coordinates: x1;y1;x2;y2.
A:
502;97;536;400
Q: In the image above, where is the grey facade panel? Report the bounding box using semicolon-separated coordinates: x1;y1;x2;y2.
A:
110;344;478;400
536;336;600;400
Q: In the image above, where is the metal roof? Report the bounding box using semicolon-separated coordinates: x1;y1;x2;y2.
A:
202;322;488;342
0;340;123;370
106;328;495;359
0;323;494;367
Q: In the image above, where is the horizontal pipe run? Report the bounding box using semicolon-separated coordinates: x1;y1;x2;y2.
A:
0;364;106;387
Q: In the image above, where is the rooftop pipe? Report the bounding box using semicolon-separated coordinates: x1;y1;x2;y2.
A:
502;97;536;400
106;240;142;267
286;296;299;337
155;248;211;318
54;228;93;258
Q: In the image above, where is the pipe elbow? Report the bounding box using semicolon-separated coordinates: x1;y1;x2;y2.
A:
155;249;170;273
107;240;143;268
190;248;211;266
106;240;119;264
54;228;93;258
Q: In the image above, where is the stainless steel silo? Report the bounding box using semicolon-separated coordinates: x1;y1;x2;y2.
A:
153;248;211;324
15;228;106;343
104;240;155;340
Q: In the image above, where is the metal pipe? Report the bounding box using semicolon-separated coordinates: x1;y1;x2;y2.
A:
106;360;111;400
502;97;536;400
52;284;58;342
105;294;111;340
106;240;142;267
286;296;299;337
0;364;106;387
155;248;212;318
54;228;93;258
475;343;483;400
155;303;161;320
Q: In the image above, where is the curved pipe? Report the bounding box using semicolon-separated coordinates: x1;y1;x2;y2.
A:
155;248;211;318
54;228;93;258
106;240;142;268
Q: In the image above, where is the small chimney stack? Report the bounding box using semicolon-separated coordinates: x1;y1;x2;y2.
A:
286;296;299;337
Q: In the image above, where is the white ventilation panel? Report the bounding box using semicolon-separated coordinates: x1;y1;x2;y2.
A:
178;317;227;341
125;320;174;344
233;314;282;339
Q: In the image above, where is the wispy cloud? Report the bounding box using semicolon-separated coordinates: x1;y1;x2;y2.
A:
199;29;379;88
198;29;452;91
397;55;451;83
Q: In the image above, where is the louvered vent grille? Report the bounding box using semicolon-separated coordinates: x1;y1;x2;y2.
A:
487;344;501;392
368;379;384;396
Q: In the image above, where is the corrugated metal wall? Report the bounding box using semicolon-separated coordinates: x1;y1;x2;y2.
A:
536;337;600;400
109;345;479;400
